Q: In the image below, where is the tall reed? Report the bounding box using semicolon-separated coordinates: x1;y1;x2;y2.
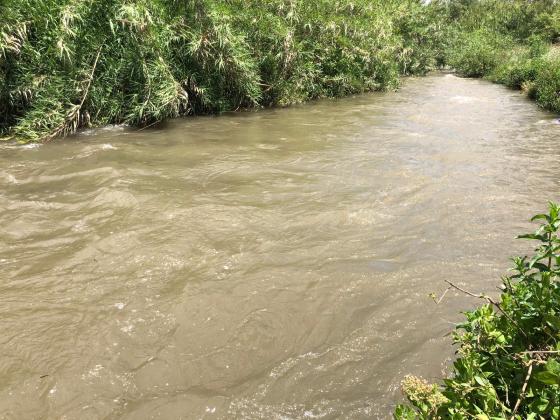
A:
0;0;444;142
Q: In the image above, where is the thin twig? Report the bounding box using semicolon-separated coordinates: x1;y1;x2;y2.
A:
432;286;451;305
444;280;529;340
437;287;451;304
518;350;560;355
78;47;102;108
136;119;160;132
44;47;102;143
510;361;533;420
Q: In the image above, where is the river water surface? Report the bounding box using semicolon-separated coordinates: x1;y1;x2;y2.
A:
1;73;560;419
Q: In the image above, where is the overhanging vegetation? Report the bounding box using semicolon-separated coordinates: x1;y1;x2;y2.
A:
0;0;445;142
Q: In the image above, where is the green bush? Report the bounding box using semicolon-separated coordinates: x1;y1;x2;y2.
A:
393;1;449;75
441;1;560;114
395;203;560;419
442;0;560;43
533;54;560;114
447;29;512;78
490;52;540;90
488;36;549;90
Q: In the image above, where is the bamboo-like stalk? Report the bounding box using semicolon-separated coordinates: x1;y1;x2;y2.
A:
0;0;448;142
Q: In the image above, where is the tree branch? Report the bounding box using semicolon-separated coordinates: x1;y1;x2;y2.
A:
444;280;528;340
510;361;533;420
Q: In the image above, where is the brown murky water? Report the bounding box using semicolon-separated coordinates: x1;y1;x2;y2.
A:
1;73;560;419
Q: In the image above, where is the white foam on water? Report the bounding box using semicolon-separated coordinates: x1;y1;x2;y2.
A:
449;95;477;104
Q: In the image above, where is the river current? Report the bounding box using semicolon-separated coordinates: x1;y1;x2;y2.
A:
1;73;559;419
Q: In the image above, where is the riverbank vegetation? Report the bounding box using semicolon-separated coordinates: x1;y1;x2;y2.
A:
442;0;560;113
396;2;560;417
396;203;560;419
2;0;559;143
0;0;446;142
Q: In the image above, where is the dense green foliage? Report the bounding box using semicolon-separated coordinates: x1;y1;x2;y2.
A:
2;0;559;142
0;0;445;142
395;203;560;419
443;0;560;113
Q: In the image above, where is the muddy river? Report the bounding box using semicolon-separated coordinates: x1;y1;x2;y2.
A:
1;73;559;419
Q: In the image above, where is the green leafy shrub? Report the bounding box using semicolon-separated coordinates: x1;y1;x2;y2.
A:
447;29;512;78
489;51;542;90
488;37;548;90
393;2;449;75
441;1;560;114
395;203;560;419
533;54;560;114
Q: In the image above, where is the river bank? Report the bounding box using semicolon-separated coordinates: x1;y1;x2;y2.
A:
0;0;444;143
444;1;560;114
2;0;559;144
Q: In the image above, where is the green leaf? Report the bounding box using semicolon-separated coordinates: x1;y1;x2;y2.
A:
535;360;560;386
517;234;548;242
534;370;560;385
474;375;487;386
394;404;417;420
528;254;546;269
533;396;550;413
532;262;550;272
544;314;560;331
531;214;551;223
545;358;560;375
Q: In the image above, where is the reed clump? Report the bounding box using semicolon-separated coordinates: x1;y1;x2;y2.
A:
0;0;445;142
